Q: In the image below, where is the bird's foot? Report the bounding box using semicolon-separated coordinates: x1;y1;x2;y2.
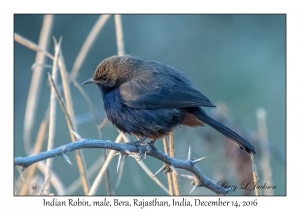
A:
126;141;146;147
126;136;147;147
126;137;155;160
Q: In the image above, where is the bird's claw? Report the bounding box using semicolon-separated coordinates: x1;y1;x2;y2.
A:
126;140;146;147
126;138;155;161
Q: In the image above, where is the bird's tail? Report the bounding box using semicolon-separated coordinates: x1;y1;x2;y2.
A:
192;107;256;154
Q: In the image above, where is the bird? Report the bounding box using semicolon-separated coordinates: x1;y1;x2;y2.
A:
82;55;255;154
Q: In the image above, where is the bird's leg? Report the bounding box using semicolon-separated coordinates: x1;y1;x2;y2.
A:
148;140;158;152
137;136;147;145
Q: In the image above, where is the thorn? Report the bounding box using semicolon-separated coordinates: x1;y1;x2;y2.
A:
188;145;192;160
192;157;206;164
170;165;178;176
17;165;27;172
189;185;198;195
181;174;194;180
128;151;143;161
71;130;83;141
152;165;166;178
62;153;72;165
116;153;126;173
124;150;135;158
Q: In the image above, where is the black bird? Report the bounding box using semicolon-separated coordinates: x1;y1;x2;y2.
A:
83;55;255;154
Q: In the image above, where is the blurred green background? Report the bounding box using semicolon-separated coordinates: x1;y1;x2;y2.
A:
14;14;285;195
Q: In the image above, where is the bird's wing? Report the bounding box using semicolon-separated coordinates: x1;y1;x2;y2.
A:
119;71;215;109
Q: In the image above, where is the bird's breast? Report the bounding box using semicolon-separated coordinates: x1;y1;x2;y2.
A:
102;89;185;138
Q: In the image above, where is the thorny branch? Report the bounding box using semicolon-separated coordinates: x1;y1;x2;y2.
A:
14;134;232;195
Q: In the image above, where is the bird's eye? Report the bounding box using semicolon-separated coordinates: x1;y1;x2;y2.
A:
101;76;108;82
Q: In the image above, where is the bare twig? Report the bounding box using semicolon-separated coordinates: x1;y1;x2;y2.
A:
14;135;231;195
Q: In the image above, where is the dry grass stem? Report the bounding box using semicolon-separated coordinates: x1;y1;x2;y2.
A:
70;15;111;80
14;33;54;60
48;73;90;194
21;15;53;154
39;173;51;195
114;15;125;56
169;132;180;195
44;37;61;193
72;79;106;138
19;108;49;195
58;52;78;132
256;108;273;195
66;155;105;195
72;79;102;125
163;136;174;195
122;134;169;194
37;162;66;195
251;154;262;196
112;156;124;195
88;134;123;195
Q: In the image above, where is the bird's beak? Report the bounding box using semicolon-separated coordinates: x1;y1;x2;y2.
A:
82;78;96;85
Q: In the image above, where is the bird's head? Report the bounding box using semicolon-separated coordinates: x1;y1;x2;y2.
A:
82;55;140;93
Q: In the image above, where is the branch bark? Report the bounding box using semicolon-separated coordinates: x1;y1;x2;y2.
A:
14;137;231;195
